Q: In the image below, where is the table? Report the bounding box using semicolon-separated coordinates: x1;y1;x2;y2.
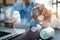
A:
11;29;60;40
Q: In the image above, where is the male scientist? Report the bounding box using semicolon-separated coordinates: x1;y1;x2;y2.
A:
10;0;51;40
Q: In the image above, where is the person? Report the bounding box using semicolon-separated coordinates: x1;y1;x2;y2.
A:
9;0;41;40
10;0;39;28
9;0;52;40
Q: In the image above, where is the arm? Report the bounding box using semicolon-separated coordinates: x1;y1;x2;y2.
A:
32;4;45;24
32;4;52;28
8;3;22;26
32;12;43;25
42;10;52;28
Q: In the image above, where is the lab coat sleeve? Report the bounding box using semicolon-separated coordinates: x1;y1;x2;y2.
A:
9;2;22;25
10;2;22;18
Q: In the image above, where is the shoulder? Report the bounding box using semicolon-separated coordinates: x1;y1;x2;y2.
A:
13;2;23;7
32;2;40;6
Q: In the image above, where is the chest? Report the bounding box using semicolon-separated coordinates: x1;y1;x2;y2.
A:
19;3;34;19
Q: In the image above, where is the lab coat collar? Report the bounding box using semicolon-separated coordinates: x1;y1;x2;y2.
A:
22;2;34;11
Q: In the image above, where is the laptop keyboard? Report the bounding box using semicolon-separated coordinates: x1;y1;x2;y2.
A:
0;31;11;37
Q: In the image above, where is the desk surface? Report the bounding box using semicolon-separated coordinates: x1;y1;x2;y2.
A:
11;29;60;40
0;27;60;40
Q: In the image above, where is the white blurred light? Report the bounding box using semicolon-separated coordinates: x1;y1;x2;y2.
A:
52;4;56;13
5;7;12;19
0;14;5;20
58;4;60;15
53;0;56;3
58;0;60;1
35;0;52;9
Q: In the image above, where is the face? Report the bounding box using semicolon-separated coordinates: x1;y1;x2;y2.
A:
23;0;31;3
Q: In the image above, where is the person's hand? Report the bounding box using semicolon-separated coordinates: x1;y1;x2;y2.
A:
33;4;45;14
32;11;41;24
33;4;45;12
32;4;47;24
8;17;17;23
9;11;21;27
42;21;50;28
9;17;20;27
32;4;52;28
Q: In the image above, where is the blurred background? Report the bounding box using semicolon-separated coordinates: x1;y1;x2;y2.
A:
0;0;60;29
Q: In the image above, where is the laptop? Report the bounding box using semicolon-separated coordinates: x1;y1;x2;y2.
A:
0;27;25;40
